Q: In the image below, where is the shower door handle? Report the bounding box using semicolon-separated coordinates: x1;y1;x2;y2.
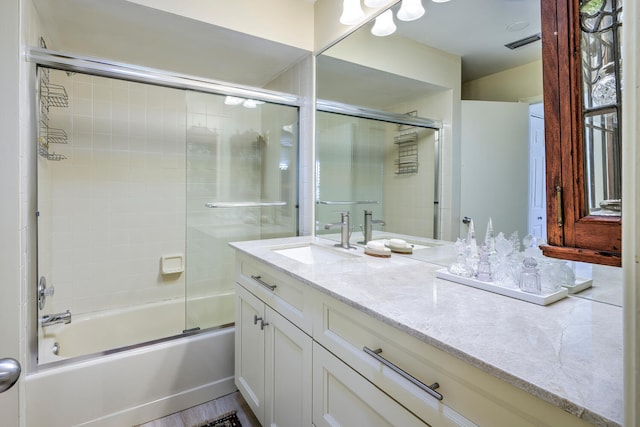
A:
0;358;21;393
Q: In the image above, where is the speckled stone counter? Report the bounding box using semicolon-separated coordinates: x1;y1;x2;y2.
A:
230;236;623;427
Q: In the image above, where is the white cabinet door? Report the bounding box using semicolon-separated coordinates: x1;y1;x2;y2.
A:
312;343;428;427
235;284;266;424
236;283;312;427
265;306;312;427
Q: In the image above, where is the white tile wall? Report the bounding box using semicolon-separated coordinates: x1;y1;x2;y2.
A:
41;70;187;316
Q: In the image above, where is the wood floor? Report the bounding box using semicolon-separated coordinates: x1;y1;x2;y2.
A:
137;391;261;427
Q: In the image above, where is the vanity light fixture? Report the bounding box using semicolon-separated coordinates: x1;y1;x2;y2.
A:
397;0;425;21
371;9;397;36
340;0;366;25
431;0;451;3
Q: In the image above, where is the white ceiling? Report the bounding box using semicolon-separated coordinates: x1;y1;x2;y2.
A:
392;0;542;82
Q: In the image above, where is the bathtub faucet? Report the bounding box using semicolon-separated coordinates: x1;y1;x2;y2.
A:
40;310;72;327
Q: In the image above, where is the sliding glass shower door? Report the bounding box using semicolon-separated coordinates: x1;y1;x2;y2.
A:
184;91;299;331
36;66;299;364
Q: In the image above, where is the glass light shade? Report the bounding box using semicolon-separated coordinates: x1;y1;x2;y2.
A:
364;0;389;6
340;0;366;25
397;0;425;21
431;0;451;3
371;10;396;36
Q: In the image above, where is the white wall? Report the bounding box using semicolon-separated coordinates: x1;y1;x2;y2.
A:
0;0;22;423
126;0;316;51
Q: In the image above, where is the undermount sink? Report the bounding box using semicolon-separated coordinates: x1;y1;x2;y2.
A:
272;243;359;264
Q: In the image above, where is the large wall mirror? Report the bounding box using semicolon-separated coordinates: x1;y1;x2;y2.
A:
315;0;622;306
316;0;542;246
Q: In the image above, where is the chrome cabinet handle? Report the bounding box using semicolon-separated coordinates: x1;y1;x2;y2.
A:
252;315;269;330
251;275;277;291
363;346;443;401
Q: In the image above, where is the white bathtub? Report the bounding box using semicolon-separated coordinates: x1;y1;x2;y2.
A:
39;293;235;363
26;294;236;427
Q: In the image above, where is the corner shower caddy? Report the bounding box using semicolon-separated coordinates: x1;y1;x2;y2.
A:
38;44;69;161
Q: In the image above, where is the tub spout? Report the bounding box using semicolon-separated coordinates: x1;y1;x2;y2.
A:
40;310;72;327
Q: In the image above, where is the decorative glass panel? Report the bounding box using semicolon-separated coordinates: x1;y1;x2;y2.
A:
579;0;622;216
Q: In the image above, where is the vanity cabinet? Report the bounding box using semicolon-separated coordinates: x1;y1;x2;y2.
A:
312;292;594;427
234;251;596;427
541;0;622;266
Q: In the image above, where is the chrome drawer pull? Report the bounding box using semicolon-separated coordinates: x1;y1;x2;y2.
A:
250;275;277;291
363;346;443;401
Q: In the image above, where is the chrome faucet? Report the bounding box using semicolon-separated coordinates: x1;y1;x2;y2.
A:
324;212;353;249
40;310;72;327
362;210;386;244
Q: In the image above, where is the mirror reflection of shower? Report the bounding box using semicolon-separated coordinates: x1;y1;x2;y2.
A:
315;108;441;244
36;67;299;364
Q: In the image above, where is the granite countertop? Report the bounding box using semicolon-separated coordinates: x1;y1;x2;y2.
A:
230;236;623;427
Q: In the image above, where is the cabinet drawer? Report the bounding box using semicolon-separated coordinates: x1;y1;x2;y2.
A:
236;254;312;334
313;342;428;427
313;295;592;427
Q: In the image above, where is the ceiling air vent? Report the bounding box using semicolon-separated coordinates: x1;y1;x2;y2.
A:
504;33;541;50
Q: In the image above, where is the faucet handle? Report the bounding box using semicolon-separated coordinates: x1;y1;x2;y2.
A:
37;276;55;310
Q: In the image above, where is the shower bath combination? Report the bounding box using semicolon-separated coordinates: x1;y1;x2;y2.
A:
26;50;300;426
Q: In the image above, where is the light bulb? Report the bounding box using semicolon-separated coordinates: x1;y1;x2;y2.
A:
397;0;425;21
364;0;389;7
340;0;366;25
371;10;396;36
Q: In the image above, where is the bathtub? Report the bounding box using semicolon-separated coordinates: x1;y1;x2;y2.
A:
38;293;235;363
26;294;236;427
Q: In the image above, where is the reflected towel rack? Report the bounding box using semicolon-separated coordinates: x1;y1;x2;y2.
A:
317;200;379;205
205;201;286;208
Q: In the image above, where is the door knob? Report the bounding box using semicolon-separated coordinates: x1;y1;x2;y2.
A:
0;358;21;393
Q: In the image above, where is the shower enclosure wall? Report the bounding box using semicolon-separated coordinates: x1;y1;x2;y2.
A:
36;66;299;364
